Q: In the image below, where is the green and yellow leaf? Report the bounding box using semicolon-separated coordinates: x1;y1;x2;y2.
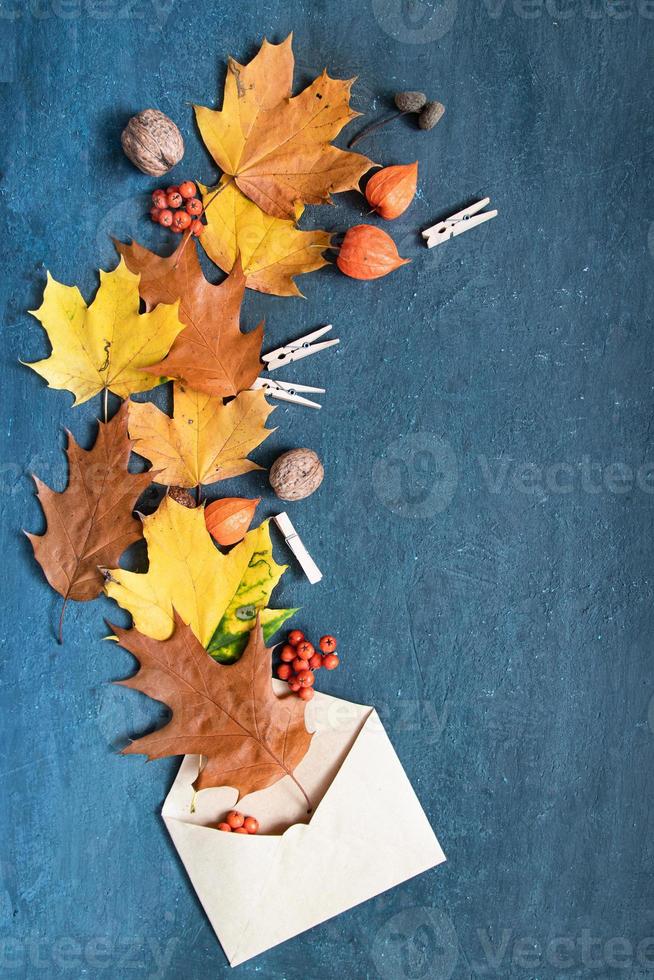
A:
103;496;293;660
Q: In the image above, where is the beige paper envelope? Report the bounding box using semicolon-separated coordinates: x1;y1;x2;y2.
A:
162;688;445;967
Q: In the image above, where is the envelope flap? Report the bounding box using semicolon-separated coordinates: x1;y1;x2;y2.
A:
163;817;281;964
232;710;445;965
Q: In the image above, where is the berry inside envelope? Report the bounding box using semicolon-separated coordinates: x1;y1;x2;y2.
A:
162;688;445;967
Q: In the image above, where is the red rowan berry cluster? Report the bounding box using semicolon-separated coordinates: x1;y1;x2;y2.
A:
150;180;204;236
277;630;339;701
217;811;259;834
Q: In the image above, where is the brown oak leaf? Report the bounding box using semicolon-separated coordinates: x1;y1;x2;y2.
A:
115;236;263;399
114;613;313;803
26;402;154;643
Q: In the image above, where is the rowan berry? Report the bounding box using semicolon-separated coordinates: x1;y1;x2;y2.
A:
292;657;309;674
323;654;340;670
299;687;315;701
150;207;161;223
243;816;259;834
297;670;315;688
186;197;203;216
296;640;315;660
217;822;232;832
167;190;183;209
179;180;197;199
280;644;296;663
172;210;191;232
158;209;173;227
226;811;244;829
233;827;249;834
277;664;292;681
191;219;204;237
308;653;323;670
319;635;337;653
288;630;305;646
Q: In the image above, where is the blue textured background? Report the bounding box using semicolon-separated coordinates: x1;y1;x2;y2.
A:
2;2;654;978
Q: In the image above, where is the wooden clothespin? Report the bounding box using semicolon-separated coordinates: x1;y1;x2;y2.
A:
251;325;339;410
422;197;498;248
272;512;322;585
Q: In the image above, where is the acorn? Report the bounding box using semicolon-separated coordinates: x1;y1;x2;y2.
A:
394;90;427;113
167;486;196;509
418;101;445;131
349;90;443;148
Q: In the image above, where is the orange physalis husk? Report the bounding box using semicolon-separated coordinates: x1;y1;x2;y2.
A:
336;225;410;281
365;162;418;220
205;497;261;546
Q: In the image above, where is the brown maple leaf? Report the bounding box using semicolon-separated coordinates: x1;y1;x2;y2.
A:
115;236;263;399
113;613;313;805
26;402;154;643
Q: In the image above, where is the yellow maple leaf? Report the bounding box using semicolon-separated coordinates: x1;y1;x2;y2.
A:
128;383;275;488
199;178;331;297
24;259;184;407
194;34;375;220
103;496;289;651
196;35;294;177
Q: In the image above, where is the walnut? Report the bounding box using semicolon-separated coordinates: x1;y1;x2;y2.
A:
269;449;324;501
121;109;184;177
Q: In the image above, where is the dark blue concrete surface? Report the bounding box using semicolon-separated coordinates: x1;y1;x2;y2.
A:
2;2;654;978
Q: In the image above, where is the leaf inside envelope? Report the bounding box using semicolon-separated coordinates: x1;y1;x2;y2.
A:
114;613;313;798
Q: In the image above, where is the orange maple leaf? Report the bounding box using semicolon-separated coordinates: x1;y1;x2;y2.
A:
195;34;376;220
115;236;263;399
